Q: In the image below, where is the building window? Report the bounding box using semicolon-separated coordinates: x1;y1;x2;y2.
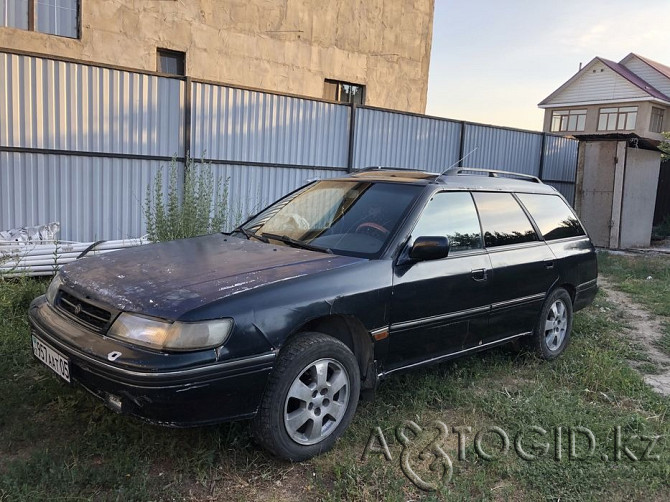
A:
650;107;665;133
1;0;79;38
0;0;27;29
550;109;586;132
324;79;365;105
597;106;637;131
157;49;185;76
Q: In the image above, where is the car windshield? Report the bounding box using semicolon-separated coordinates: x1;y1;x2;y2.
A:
241;180;423;257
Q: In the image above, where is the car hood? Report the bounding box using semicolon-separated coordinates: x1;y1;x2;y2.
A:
60;234;365;319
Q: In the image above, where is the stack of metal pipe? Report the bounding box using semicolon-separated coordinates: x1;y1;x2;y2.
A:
0;238;148;277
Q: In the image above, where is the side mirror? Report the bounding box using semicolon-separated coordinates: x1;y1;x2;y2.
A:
409;236;450;262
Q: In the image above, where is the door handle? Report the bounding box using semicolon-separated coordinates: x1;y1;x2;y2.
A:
471;268;488;282
544;260;554;269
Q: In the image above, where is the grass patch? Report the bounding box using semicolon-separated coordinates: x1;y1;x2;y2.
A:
598;252;670;317
599;252;670;360
1;268;669;500
656;330;670;358
636;362;663;375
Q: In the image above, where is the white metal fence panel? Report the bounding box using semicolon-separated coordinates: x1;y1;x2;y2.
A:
545;182;576;205
0;51;580;242
353;108;461;171
204;164;346;228
463;124;544;176
191;83;350;167
0;52;184;156
543;135;579;182
0;152;176;241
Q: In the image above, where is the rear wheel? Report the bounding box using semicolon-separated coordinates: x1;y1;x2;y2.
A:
529;288;573;360
252;332;360;460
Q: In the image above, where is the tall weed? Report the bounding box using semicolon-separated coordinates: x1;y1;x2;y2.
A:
144;157;230;242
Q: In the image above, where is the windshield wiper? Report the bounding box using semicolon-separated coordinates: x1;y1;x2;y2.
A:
235;227;269;243
261;233;332;254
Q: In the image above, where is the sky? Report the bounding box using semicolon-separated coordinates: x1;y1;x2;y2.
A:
426;0;670;131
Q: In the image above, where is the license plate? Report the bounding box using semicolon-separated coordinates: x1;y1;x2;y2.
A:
32;335;71;383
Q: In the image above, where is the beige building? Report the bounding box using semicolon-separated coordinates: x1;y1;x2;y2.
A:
0;0;434;113
539;54;670;249
538;54;670;141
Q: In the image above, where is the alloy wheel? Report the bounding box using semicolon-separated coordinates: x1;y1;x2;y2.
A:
283;358;350;445
544;299;568;351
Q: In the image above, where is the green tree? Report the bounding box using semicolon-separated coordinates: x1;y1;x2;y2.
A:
660;131;670;161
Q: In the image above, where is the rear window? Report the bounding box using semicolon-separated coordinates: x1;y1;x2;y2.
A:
516;193;585;241
472;192;538;247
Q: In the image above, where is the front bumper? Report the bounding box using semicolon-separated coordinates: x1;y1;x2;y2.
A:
28;297;275;426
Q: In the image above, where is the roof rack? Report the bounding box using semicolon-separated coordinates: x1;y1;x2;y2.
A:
352;166;422;172
442;167;542;183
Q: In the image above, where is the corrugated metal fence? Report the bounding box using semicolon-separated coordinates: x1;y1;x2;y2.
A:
1;51;579;241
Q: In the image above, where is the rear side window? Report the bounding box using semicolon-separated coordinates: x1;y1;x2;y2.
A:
516;193;585;240
472;192;538;247
412;191;483;252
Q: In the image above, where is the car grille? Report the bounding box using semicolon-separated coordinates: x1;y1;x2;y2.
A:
57;290;113;332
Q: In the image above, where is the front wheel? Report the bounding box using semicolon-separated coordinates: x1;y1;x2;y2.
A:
529;288;573;360
252;332;360;461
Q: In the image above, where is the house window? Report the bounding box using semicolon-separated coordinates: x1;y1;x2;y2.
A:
324;79;365;105
550;109;586;132
650;107;665;133
157;49;185;76
1;0;79;38
0;0;27;29
597;106;637;131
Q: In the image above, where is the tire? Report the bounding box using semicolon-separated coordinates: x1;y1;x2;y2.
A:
252;332;361;461
529;288;573;360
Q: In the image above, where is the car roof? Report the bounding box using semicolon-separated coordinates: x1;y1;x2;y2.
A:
338;167;559;195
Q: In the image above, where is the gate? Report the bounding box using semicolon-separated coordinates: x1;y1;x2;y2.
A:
653;159;670;226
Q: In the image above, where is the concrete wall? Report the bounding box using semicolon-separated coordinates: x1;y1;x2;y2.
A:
542;101;670;141
620;147;662;248
0;0;434;114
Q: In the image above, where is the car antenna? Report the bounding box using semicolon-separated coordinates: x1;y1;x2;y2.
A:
441;147;479;174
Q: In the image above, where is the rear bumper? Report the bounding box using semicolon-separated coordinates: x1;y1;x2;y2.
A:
574;279;598;312
29;297;275;426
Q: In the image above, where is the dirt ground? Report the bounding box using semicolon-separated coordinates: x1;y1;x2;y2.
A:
598;275;670;396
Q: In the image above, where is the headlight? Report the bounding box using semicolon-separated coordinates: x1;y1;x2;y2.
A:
46;274;63;305
107;313;233;351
